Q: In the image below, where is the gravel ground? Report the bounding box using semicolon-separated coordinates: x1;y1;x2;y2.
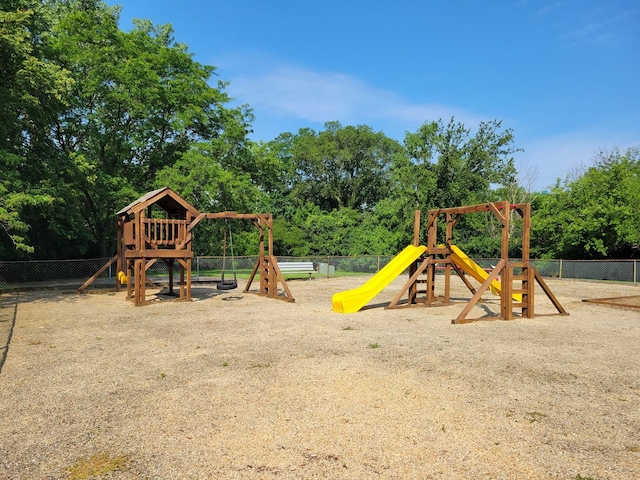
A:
0;275;639;479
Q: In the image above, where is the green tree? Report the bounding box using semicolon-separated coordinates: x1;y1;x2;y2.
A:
155;142;261;255
384;118;520;254
290;122;401;212
21;0;253;257
532;148;640;259
0;4;71;255
253;125;403;255
402;118;518;210
296;205;362;256
250;133;298;216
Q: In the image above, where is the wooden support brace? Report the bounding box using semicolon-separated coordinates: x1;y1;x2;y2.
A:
453;259;506;324
77;254;119;293
534;270;568;315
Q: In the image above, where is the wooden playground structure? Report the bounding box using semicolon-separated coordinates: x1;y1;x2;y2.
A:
80;192;567;321
78;187;294;306
388;201;568;323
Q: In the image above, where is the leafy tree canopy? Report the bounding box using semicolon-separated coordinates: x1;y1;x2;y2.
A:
532;147;640;259
290;122;401;212
1;0;252;258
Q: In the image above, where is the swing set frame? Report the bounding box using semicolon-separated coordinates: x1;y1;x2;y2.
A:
387;201;568;323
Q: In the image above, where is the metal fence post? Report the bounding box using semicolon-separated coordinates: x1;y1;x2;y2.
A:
634;260;637;286
559;259;563;279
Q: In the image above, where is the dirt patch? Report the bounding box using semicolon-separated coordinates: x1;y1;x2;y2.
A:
1;276;639;479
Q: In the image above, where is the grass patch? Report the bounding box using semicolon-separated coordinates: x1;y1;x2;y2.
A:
67;453;128;480
525;411;547;423
341;326;354;330
367;343;381;349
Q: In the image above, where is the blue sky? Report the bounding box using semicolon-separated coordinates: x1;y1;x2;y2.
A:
111;0;639;190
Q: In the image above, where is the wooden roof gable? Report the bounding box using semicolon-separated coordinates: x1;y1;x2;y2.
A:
116;187;200;218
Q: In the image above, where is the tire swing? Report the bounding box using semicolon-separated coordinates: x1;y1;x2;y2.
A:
217;220;238;290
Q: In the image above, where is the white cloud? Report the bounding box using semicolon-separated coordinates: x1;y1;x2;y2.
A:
221;60;640;193
533;2;564;18
227;65;483;137
561;22;621;47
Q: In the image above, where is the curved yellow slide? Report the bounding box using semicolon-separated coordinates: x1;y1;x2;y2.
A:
449;244;521;302
332;244;427;313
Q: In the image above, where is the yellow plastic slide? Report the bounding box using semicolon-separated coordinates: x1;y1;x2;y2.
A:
449;244;521;302
332;244;427;313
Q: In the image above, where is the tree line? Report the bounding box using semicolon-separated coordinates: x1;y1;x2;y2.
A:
2;1;638;261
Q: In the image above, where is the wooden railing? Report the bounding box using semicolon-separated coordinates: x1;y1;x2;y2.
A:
144;219;187;246
123;219;188;248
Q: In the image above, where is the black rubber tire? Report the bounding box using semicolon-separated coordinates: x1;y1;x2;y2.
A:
217;280;238;290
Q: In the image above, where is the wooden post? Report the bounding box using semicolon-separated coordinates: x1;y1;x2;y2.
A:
522;263;534;318
126;260;132;300
168;259;174;296
425;210;438;305
408;210;421;304
444;212;458;305
521;204;534;318
116;218;123;292
267;214;274;256
186;257;191;301
179;260;184;300
497;201;512;320
134;259;145;306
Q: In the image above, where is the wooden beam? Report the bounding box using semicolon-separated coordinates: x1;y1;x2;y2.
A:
451;260;478;295
269;255;294;301
188;212;207;232
125;250;193;259
77;254;119;293
534;270;568;315
488;202;507;225
582;296;640;310
521;203;531;261
431;203;510;216
413;210;421;246
203;211;263;220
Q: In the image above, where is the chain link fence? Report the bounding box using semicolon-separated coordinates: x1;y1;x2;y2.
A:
0;255;638;292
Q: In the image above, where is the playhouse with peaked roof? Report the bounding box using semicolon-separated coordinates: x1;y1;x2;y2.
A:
79;187;294;306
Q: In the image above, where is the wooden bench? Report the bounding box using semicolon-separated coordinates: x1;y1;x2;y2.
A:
277;261;316;279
